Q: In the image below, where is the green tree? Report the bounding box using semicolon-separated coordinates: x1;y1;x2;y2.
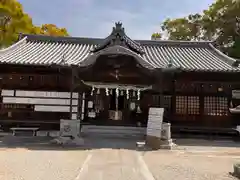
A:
203;0;239;44
0;0;69;48
0;7;11;38
0;0;34;47
151;32;162;40
159;14;203;41
154;0;240;58
0;6;11;27
38;24;69;36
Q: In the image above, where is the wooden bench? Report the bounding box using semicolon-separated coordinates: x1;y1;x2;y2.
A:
10;127;39;136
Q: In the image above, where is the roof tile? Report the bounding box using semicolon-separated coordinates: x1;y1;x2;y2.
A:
0;34;239;72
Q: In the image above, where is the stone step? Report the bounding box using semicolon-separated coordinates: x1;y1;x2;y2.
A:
81;125;146;139
81;125;146;135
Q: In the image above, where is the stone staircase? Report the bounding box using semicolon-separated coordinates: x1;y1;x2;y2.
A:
81;125;146;139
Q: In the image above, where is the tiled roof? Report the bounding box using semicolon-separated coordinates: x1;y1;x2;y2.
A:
0;31;239;72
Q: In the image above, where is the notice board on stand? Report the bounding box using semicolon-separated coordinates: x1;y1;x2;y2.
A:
147;108;164;138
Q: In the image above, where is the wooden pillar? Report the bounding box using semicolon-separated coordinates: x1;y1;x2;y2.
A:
154;69;164;108
171;76;176;115
199;83;204;117
81;92;86;121
146;69;166;149
69;68;74;119
168;68;182;115
77;92;81;120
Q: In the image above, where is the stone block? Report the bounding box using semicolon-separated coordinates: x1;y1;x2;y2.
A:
159;139;177;150
60;119;80;137
36;131;49;137
233;163;240;178
146;135;176;150
49;131;60;137
161;123;171;140
146;135;161;150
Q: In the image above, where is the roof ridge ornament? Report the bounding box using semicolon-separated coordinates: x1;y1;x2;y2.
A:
91;22;145;55
113;22;124;32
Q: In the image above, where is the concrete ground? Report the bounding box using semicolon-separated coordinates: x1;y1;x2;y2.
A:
0;135;239;180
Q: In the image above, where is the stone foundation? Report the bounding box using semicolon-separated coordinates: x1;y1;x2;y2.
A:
146;122;176;150
146;135;176;150
146;135;162;150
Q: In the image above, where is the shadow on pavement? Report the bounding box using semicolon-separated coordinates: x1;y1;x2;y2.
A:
0;134;151;152
175;138;240;148
0;134;240;152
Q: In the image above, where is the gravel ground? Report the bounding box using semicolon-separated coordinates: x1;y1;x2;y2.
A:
0;136;239;180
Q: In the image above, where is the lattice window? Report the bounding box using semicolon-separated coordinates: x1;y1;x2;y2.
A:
176;96;200;115
204;97;228;116
176;96;187;114
187;96;200;115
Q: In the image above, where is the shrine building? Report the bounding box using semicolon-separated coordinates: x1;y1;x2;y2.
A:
0;22;240;136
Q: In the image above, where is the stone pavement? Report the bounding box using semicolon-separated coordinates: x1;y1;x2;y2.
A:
0;135;239;180
75;149;152;180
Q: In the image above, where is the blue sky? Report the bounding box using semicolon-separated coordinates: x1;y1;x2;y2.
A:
18;0;215;40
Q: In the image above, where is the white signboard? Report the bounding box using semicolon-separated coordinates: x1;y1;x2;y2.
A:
15;90;78;99
1;90;14;96
147;107;164;138
60;119;80;137
3;97;78;105
34;105;78;113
